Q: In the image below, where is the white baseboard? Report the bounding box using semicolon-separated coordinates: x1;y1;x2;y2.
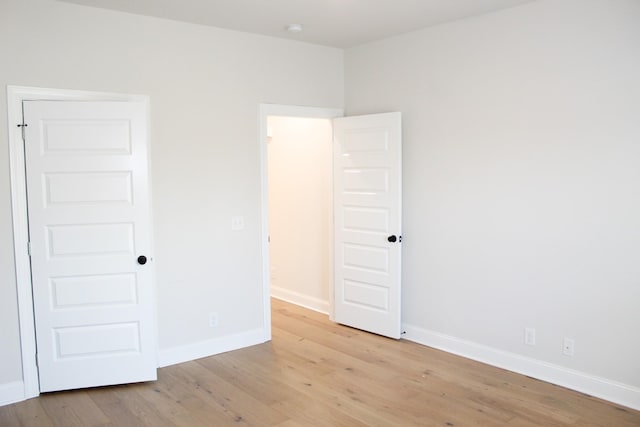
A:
158;328;266;368
271;286;329;314
0;381;25;407
402;323;640;411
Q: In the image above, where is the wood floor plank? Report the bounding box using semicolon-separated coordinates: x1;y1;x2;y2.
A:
175;359;290;425
136;366;240;426
38;390;110;427
88;383;178;427
210;335;411;426
0;298;638;426
0;404;21;427
199;345;369;426
269;393;371;427
5;396;53;427
84;387;143;427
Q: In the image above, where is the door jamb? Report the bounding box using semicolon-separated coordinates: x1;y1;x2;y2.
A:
258;104;343;342
7;86;150;400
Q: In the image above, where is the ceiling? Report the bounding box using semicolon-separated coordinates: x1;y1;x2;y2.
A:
58;0;536;48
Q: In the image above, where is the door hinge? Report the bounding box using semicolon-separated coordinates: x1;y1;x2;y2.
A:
27;241;32;256
17;123;28;141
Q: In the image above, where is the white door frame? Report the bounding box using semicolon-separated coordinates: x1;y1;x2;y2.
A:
258;104;343;341
7;86;152;400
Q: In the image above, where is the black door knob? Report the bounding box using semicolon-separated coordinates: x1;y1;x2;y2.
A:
137;255;148;265
387;235;397;243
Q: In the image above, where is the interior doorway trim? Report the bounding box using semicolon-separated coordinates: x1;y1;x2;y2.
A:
258;104;343;341
7;86;150;400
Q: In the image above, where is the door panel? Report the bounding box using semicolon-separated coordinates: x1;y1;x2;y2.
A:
24;101;157;392
44;171;133;205
333;112;402;339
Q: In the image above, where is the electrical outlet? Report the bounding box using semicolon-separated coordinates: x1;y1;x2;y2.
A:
524;328;536;346
209;312;219;328
563;337;575;356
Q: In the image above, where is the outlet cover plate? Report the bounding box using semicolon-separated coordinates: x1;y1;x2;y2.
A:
563;337;575;356
209;312;219;328
524;328;536;346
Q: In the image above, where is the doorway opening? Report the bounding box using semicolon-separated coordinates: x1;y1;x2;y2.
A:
258;104;343;341
260;106;403;341
267;116;333;313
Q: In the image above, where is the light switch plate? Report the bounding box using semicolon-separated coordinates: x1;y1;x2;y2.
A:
231;216;244;230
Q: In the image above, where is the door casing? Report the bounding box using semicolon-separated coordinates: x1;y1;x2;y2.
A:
258;104;343;341
7;86;153;399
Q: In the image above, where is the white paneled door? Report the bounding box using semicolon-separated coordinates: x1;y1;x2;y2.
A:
333;112;402;339
23;101;157;392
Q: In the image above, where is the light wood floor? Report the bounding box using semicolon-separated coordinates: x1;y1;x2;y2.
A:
1;299;638;426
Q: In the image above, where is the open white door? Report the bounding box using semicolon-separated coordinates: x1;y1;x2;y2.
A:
23;101;157;392
333;112;402;339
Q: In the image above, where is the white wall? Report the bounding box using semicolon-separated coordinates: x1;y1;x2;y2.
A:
0;0;343;397
267;116;332;312
346;0;640;407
